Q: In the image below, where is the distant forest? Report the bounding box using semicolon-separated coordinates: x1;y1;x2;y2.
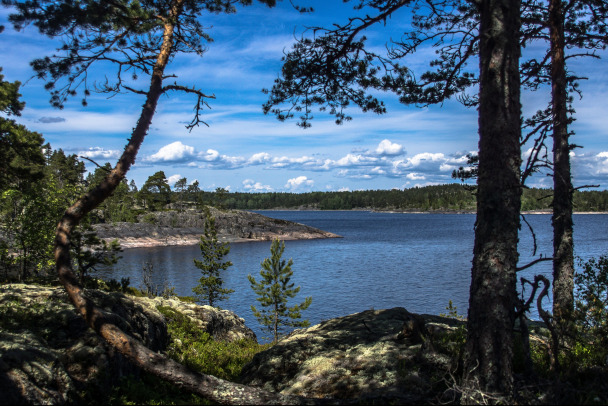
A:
44;163;608;223
205;184;608;212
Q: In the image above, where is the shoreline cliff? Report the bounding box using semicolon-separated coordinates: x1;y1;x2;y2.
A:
92;207;341;249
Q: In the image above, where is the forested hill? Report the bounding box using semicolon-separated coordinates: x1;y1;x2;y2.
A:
208;184;608;212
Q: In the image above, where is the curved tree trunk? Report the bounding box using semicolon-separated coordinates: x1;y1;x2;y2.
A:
53;2;322;403
549;0;575;329
462;0;522;401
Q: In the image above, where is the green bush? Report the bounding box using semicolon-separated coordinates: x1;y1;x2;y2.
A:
108;372;207;405
157;306;270;381
142;213;157;224
435;301;467;361
572;255;608;368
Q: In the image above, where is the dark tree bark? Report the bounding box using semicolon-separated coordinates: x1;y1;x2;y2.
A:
51;1;322;403
549;0;574;327
462;0;522;400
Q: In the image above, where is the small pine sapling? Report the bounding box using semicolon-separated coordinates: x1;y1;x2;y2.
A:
71;215;122;285
192;209;234;307
248;238;312;343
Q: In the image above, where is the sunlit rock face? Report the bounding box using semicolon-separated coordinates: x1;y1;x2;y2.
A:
93;207;340;248
239;307;462;402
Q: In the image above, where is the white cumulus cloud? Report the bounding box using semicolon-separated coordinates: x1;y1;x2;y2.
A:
78;147;121;160
248;152;272;165
375;139;405;156
408;152;446;167
243;179;273;192
149;141;196;162
167;174;182;186
406;173;426;180
200;149;220;161
285;176;314;190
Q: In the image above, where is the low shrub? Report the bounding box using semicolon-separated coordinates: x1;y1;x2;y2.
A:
108;372;207;405
157;306;271;382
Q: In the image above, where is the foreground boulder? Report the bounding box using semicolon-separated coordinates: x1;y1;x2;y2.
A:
239;307;464;402
0;284;255;404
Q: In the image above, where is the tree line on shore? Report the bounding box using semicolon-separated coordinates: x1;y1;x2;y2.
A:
192;183;608;212
100;169;608;215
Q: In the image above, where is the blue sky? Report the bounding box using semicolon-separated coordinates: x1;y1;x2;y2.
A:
1;1;607;192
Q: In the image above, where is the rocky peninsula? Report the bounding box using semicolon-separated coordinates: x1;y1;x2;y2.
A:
93;207;341;248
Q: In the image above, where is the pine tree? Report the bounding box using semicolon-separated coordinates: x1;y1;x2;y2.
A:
248;239;312;343
192;209;234;307
6;0;314;401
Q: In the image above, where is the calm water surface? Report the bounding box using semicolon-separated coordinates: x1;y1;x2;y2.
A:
94;211;608;341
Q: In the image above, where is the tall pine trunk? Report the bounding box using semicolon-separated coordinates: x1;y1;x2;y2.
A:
463;0;522;400
549;0;575;327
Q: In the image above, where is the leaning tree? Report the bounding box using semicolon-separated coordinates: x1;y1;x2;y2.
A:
3;0;325;403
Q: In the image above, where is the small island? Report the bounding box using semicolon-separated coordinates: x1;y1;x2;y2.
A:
92;207;341;248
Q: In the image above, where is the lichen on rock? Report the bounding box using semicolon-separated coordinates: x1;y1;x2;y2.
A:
239;307;463;402
0;283;256;404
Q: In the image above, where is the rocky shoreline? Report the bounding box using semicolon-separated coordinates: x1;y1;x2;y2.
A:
0;283;564;404
0;283;463;404
0;283;256;404
93;208;341;248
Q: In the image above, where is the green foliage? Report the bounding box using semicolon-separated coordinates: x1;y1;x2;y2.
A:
575;256;608;331
138;171;171;211
124;286;147;297
71;219;122;284
572;255;608;366
45;149;86;190
192;210;234;307
173;177;188;212
515;255;608;379
108;372;207;405
451;153;479;183
0;118;45;191
176;295;196;303
0;295;46;333
172;185;608;213
0;132;131;283
439;300;466;321
436;301;467;360
248;239;312;343
1;154;83;280
86;163;137;223
157;306;270;382
213;187;229;210
0;67;25;116
142;213;157;224
186;180;202;209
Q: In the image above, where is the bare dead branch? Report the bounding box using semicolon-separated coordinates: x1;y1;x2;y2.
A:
516;256;553;273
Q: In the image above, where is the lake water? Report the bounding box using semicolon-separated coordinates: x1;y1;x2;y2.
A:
94;211;608;342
